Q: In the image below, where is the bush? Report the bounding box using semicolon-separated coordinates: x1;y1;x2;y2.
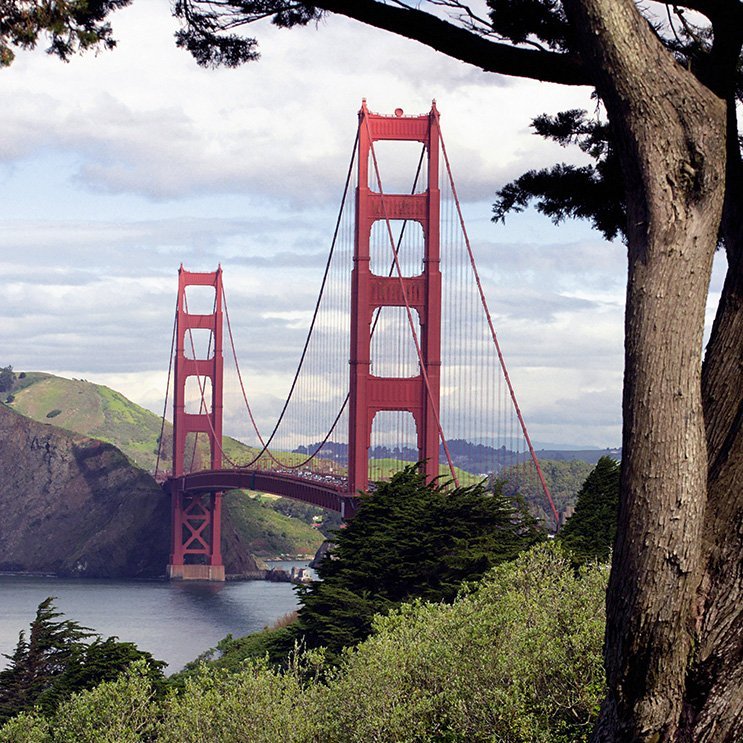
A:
158;660;316;743
0;662;158;743
45;410;62;419
0;546;607;742
315;543;607;742
0;366;14;394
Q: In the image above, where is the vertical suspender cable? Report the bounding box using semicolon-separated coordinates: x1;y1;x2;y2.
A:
364;116;459;487
438;128;559;527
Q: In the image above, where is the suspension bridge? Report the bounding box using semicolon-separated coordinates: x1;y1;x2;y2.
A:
157;101;558;581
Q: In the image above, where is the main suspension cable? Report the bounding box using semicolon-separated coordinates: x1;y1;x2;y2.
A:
155;297;178;481
227;126;361;469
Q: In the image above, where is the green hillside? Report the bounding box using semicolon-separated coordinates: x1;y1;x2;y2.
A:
224;492;324;557
6;371;589;534
8;372;262;474
369;458;480;487
5;372;329;557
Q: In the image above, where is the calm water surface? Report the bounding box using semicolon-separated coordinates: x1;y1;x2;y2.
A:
0;561;307;673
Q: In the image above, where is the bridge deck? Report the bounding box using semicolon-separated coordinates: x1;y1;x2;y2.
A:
164;469;360;516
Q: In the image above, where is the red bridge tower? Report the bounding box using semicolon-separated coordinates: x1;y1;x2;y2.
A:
348;101;442;495
167;266;225;581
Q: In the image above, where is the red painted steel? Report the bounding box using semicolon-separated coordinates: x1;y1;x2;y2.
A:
166;469;359;518
348;101;442;495
168;266;225;580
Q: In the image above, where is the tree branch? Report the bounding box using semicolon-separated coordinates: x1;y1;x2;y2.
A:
309;0;590;86
655;0;743;23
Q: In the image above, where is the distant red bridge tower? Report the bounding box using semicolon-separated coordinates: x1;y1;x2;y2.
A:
167;266;225;581
348;101;443;495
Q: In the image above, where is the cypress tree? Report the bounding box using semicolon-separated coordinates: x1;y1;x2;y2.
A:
558;456;620;564
0;598;165;725
281;465;546;662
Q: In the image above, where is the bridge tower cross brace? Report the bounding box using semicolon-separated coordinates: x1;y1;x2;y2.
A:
167;265;225;581
348;101;442;495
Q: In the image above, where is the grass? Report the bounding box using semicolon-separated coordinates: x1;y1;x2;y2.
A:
8;373;262;474
223;492;325;557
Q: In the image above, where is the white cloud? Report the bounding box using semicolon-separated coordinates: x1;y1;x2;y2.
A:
0;1;722;451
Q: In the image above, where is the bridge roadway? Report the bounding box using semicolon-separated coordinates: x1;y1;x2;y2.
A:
163;468;360;516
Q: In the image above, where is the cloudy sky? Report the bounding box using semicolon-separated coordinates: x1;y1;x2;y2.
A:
0;2;726;449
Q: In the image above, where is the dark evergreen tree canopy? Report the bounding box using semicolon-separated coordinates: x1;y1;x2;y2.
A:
492;108;627;241
0;1;132;67
558;455;620;564
0;366;14;393
0;597;165;725
284;465;545;661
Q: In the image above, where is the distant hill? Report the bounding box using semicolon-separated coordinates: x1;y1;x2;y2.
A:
8;372;266;474
6;370;604;536
3;371;325;560
297;439;608;529
296;438;620;473
0;403;264;578
533;448;622;465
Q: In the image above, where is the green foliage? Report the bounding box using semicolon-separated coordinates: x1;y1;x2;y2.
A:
488;0;570;50
317;543;607;742
47;660;158;743
0;711;50;743
558;456;620;564
0;598;93;724
500;458;595;530
172;1;320;68
158;660;315;743
0;1;132;68
493;109;626;241
170;626;294;686
0;546;606;742
0;367;15;394
44;410;61;419
283;465;546;662
0;599;165;726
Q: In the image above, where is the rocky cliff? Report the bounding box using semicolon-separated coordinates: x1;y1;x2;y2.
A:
0;404;261;579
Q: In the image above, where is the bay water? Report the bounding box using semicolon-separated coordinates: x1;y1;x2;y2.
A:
0;561;307;673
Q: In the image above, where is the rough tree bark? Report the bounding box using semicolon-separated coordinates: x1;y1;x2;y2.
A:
685;97;743;739
560;1;728;740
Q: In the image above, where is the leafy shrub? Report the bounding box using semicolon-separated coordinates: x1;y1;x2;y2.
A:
0;546;606;742
158;660;316;743
45;410;62;419
315;543;607;742
0;662;158;743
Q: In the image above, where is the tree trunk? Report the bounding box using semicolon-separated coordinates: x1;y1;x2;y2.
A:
681;99;743;742
561;1;727;740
